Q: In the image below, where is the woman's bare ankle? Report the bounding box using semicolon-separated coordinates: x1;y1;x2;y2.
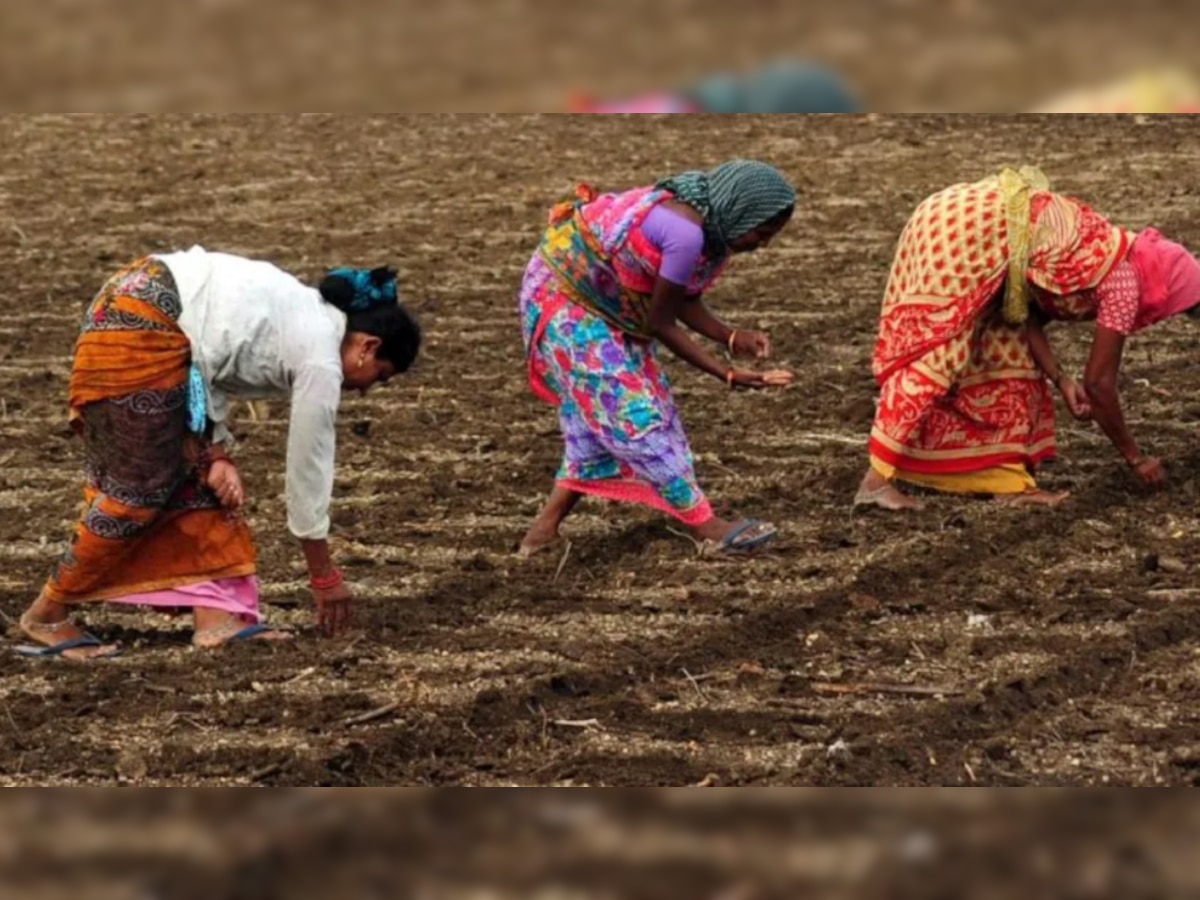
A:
22;593;69;627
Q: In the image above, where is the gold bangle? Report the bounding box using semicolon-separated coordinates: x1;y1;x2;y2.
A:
727;369;736;390
727;330;738;355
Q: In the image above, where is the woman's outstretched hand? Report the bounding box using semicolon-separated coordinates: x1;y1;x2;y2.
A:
207;459;245;509
311;573;353;636
1058;377;1093;421
728;369;795;390
316;583;353;636
1130;456;1167;490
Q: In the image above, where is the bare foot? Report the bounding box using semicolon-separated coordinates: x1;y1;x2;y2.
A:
693;517;736;544
519;486;582;558
694;518;779;554
18;611;120;661
517;524;563;558
854;470;925;511
994;490;1071;508
192;610;293;649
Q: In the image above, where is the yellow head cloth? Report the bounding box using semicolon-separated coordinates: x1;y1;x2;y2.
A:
998;166;1051;325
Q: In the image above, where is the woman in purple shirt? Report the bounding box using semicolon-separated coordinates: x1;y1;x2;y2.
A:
519;161;797;557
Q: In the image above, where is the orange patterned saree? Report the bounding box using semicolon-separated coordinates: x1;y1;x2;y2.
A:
41;258;256;606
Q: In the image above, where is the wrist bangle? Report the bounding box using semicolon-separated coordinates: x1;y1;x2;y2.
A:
310;568;344;591
726;369;736;390
727;330;738;355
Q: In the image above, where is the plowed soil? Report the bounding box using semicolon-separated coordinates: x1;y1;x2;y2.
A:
2;114;1199;786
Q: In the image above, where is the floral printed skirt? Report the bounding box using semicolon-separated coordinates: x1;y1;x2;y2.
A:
519;256;713;525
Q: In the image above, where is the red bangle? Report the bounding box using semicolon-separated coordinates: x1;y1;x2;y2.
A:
310;568;344;591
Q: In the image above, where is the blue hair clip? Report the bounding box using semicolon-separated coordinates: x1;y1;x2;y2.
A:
326;266;399;312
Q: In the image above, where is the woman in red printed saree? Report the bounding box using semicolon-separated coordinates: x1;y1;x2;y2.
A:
519;160;798;556
856;167;1200;511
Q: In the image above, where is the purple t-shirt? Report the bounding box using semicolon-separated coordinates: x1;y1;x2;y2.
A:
641;204;706;286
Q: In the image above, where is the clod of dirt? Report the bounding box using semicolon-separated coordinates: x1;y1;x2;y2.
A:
826;738;852;760
982;739;1012;762
966;614;993;632
1158;556;1188;575
116;749;149;783
849;593;882;612
1143;554;1188;575
817;529;858;550
351;420;372;438
463;554;496;572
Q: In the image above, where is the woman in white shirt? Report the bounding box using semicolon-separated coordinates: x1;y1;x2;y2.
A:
16;249;420;660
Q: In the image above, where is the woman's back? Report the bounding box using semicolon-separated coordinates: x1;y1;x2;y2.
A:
160;247;345;397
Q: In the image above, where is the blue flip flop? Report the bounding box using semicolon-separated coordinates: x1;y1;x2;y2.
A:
14;634;121;659
224;624;279;642
720;519;779;554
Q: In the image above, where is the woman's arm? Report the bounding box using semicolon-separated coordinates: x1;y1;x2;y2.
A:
1083;325;1164;487
649;280;732;379
648;279;774;388
644;203;775;379
1082;326;1139;464
646;202;730;353
205;441;244;509
1025;315;1091;420
1024;311;1058;382
677;296;733;345
300;538;336;578
288;364;354;634
678;297;774;359
1076;261;1167;485
301;537;351;637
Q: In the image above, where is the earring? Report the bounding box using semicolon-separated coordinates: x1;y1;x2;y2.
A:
358;356;365;369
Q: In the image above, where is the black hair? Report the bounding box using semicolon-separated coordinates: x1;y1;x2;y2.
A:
318;271;422;372
764;204;795;230
350;304;421;372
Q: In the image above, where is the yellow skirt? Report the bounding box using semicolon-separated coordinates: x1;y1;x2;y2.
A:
871;457;1036;495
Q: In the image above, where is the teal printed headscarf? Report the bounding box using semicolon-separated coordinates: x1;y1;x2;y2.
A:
657;159;796;256
323;266;399;313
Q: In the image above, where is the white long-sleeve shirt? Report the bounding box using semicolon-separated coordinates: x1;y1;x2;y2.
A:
156;246;346;540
